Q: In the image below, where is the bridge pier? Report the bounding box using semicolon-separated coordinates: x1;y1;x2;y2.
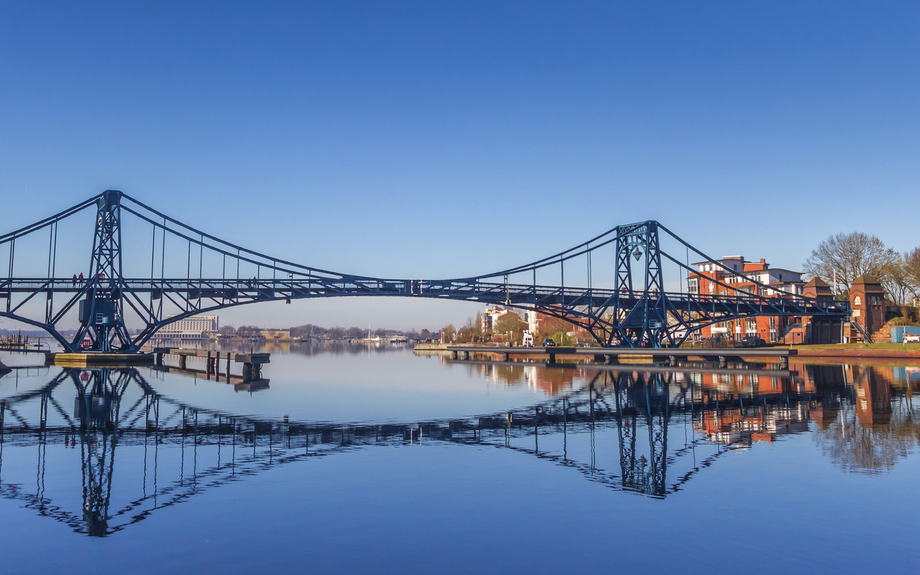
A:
502;352;510;361
546;352;556;365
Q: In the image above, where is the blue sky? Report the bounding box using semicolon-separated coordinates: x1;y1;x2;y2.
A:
1;1;918;330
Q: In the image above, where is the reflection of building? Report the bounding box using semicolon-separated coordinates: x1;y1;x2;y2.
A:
849;365;892;428
158;314;219;338
260;328;291;342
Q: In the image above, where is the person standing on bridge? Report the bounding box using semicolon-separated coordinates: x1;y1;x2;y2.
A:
72;274;77;287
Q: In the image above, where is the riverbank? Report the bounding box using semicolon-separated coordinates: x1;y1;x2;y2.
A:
791;342;920;360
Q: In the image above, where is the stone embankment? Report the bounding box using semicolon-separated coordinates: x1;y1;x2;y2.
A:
795;345;920;360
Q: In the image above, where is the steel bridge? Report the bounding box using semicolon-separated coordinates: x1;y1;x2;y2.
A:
0;190;848;352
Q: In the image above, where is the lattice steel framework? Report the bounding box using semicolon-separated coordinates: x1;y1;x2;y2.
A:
0;190;849;352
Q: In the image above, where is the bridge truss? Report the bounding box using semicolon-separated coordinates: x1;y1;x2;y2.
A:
0;190;847;352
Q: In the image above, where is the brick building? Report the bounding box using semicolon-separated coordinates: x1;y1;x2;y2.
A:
688;256;805;343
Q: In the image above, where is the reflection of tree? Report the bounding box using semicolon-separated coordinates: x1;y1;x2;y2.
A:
491;365;526;386
813;402;918;474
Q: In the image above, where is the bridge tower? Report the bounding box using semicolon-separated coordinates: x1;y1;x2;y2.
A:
72;190;135;352
613;222;668;347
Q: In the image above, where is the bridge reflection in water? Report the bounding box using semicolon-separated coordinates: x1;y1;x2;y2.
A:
0;363;917;537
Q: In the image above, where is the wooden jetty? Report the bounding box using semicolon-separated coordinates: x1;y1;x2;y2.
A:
153;348;270;381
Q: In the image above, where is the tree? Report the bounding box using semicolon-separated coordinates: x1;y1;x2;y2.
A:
236;325;261;337
442;324;456;342
803;232;898;293
219;325;236;336
878;256;915;305
904;248;920;299
494;313;525;342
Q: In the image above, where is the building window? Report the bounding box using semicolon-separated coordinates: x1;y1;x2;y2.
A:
688;278;698;293
854;296;861;306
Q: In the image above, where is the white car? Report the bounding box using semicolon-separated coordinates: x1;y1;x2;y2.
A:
903;334;920;343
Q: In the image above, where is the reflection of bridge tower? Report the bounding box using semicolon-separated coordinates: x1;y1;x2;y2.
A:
69;369;141;535
612;371;672;496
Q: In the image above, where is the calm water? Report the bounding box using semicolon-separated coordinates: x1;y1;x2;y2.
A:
1;344;919;574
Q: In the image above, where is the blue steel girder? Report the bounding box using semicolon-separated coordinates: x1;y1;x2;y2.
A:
0;192;850;352
0;277;848;350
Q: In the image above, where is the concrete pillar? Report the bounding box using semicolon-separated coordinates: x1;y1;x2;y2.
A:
179;355;187;370
502;352;510;361
547;352;556;365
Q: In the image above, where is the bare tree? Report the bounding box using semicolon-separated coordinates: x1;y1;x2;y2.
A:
494;313;525;342
878;256;916;305
803;232;898;292
904;248;920;300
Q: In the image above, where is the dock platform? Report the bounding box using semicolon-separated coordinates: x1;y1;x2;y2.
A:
444;345;796;367
153;348;270;380
47;353;155;367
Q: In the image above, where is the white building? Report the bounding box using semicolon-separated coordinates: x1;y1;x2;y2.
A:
482;306;524;332
158;314;219;337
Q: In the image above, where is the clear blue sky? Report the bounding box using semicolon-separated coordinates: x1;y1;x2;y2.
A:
1;1;918;330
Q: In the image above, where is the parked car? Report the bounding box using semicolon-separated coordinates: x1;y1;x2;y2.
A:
740;336;765;347
542;338;556;347
903;334;920;343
